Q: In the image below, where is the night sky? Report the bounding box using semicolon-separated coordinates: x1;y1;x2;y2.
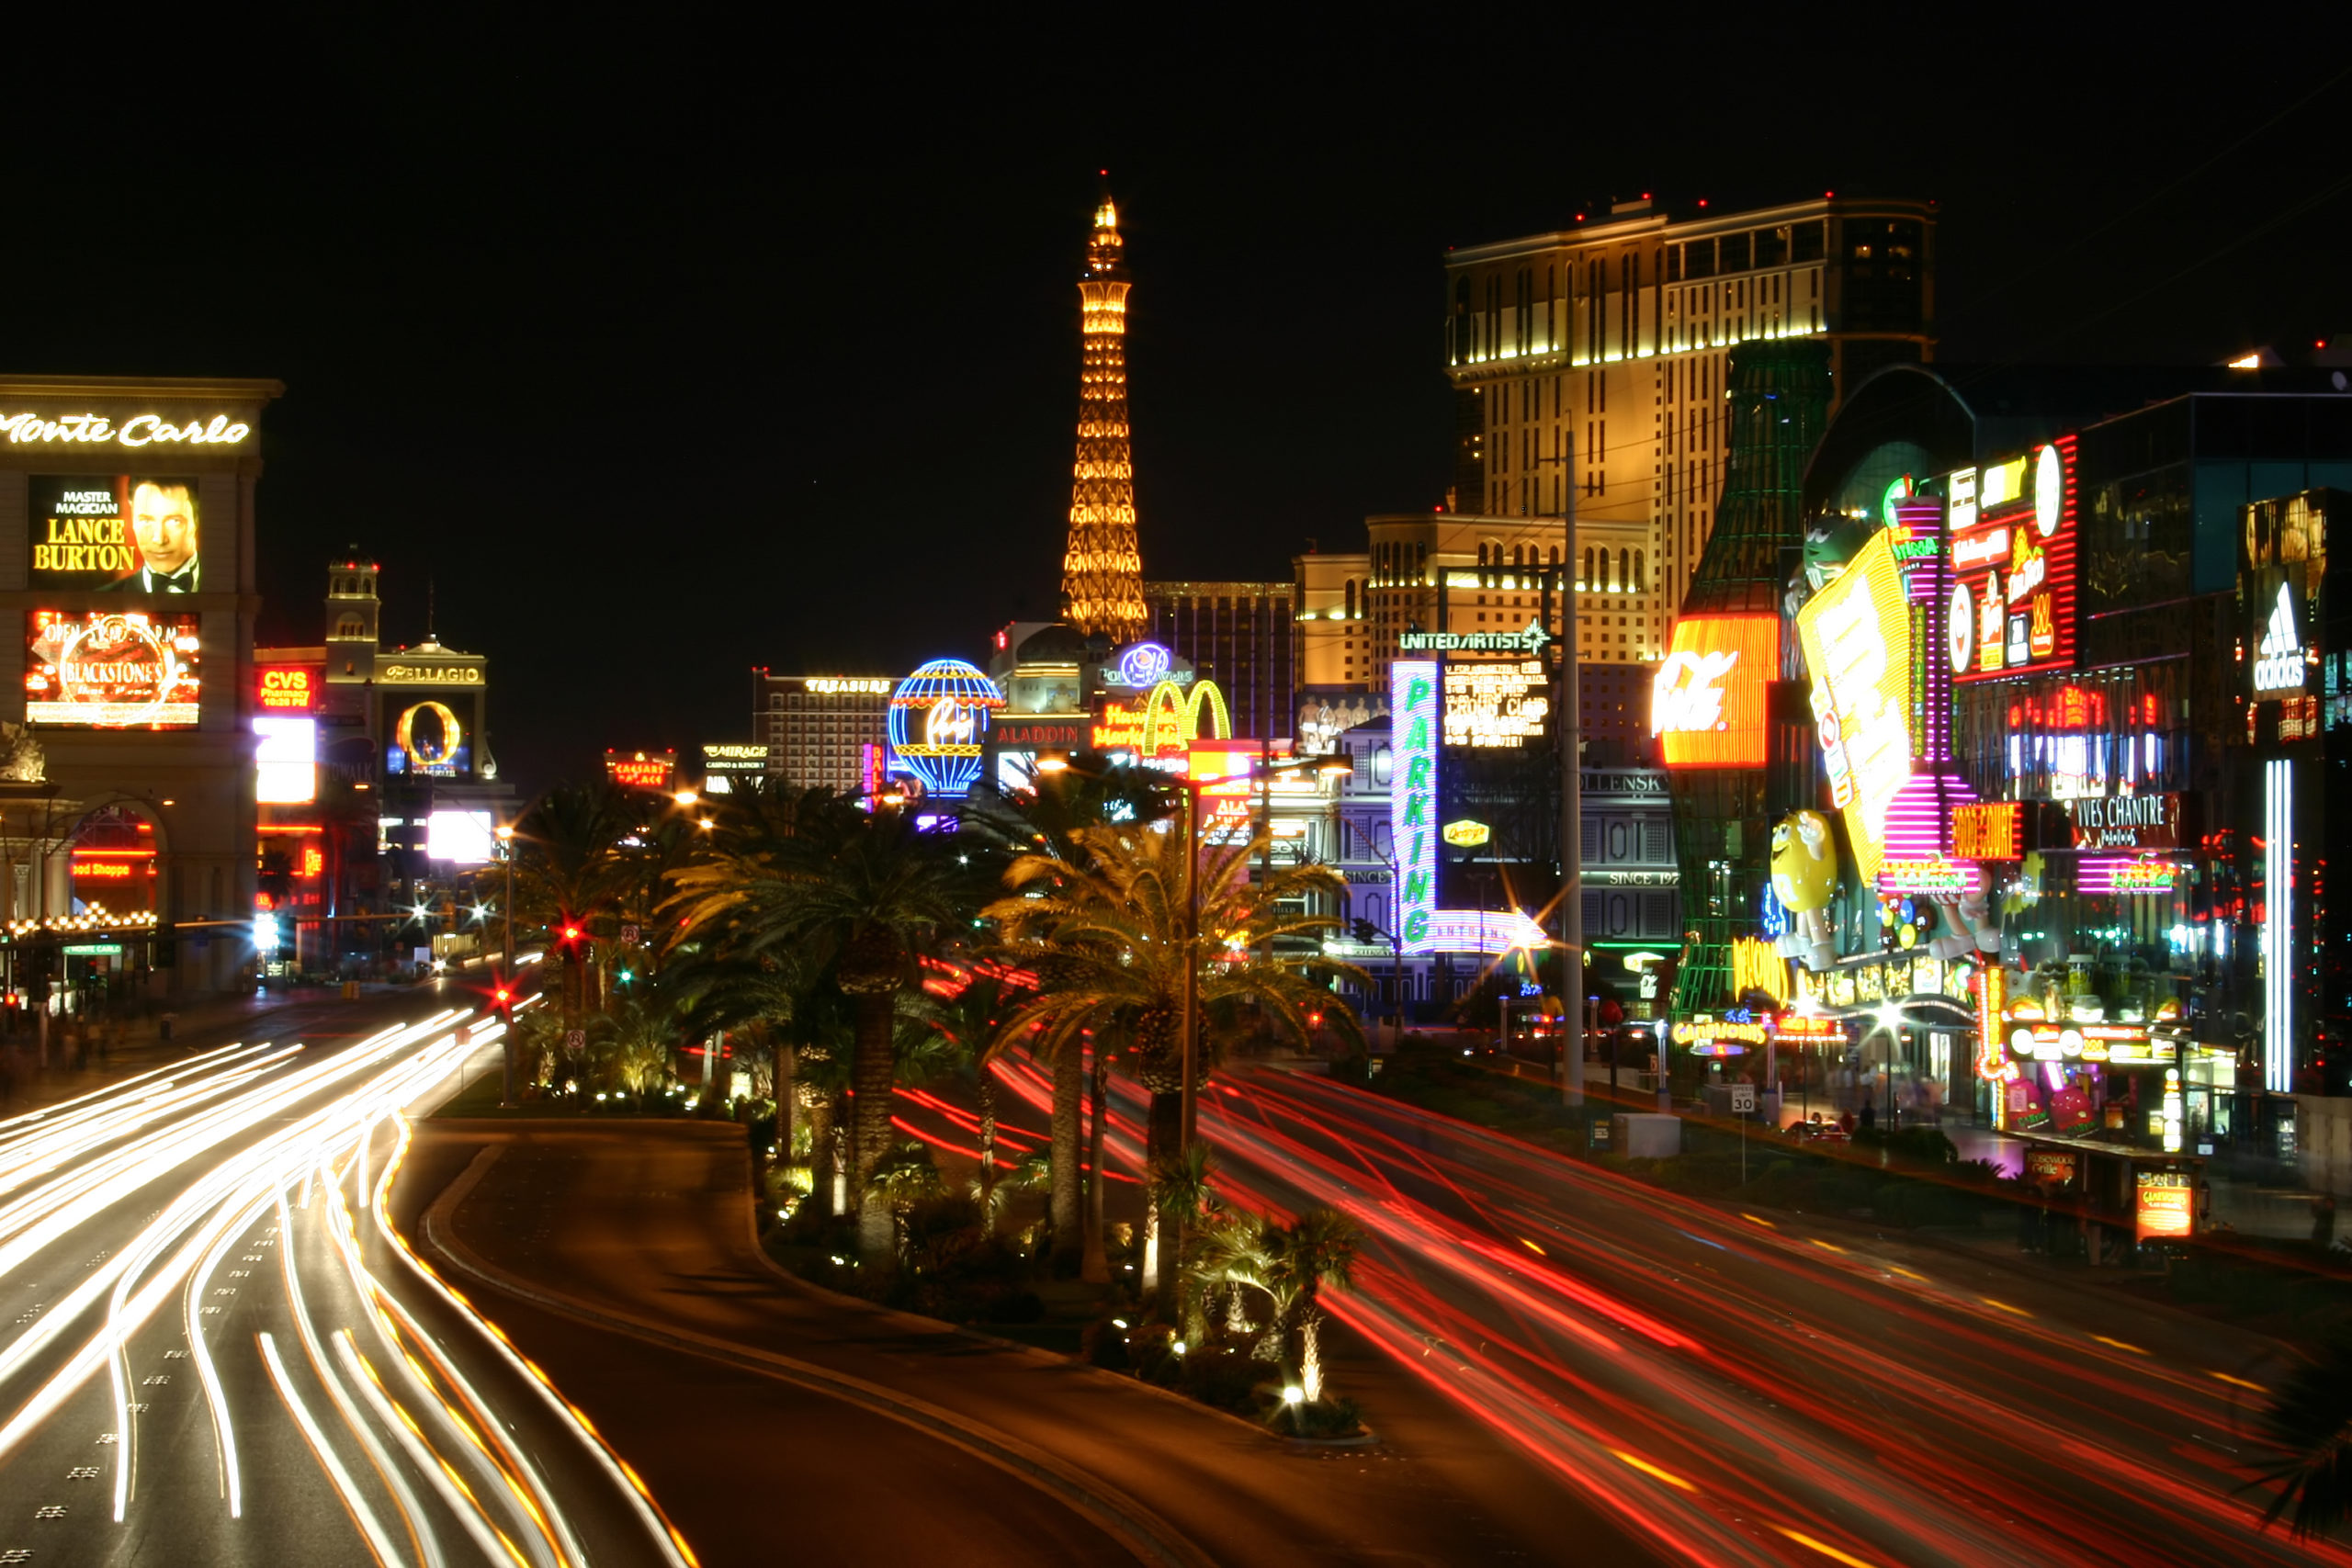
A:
4;17;2342;792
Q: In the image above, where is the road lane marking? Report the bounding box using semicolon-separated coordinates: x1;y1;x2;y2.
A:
2211;1371;2267;1393
1772;1524;1882;1568
1980;1298;2033;1318
1740;1213;1776;1227
2092;1336;2148;1356
1609;1449;1695;1491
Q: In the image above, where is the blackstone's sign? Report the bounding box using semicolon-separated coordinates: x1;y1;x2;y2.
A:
379;663;484;685
2067;793;2184;852
1396;620;1552;654
0;412;253;448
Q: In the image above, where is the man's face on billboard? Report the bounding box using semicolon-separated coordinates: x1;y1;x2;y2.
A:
130;483;198;574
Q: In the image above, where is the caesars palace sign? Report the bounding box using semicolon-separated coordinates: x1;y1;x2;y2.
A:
0;412;254;449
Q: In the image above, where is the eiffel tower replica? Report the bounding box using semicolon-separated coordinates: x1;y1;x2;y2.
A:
1058;181;1148;645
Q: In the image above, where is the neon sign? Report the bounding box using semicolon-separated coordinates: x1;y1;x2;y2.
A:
1796;531;1913;884
2254;581;2306;691
1091;679;1230;755
1442;819;1490;848
804;677;892;694
1104;642;1182;688
1948;438;2077;682
604;750;674;790
1392;660;1439;953
1653;615;1777;768
0;412;252;448
888;659;1005;798
1442;660;1548;749
1952;802;2023;861
1729;938;1789;1005
1877;856;1981;897
258;667;314;710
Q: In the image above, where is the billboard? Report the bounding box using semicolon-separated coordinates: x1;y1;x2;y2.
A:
426;809;496;865
1946;438;2077;682
1796;531;1913;884
605;750;675;790
254;716;318;805
27;610;201;727
1652;615;1778;767
385;695;473;778
259;666;316;711
28;475;204;592
1390;660;1439;954
1442;659;1548;749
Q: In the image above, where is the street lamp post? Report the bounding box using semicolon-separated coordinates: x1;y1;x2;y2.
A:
496;823;515;1105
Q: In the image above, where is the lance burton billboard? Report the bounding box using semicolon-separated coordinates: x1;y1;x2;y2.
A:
1651;615;1778;768
28;475;204;592
26;610;200;728
1946;437;2078;682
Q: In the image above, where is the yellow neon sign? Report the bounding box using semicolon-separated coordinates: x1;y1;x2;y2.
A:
1730;938;1789;1005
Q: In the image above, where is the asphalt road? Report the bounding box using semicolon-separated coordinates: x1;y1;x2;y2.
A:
404;1120;1643;1567
0;981;686;1566
956;1059;2335;1568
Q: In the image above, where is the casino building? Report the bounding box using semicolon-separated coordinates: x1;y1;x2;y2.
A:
753;671;892;796
1660;356;2352;1195
0;375;282;1001
254;557;513;972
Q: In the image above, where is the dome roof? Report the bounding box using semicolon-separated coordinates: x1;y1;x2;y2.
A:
1015;623;1088;664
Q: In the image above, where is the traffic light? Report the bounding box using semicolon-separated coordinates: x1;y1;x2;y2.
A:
1351;919;1379;943
493;985;513;1017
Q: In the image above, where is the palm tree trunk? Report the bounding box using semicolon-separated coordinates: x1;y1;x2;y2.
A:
976;1067;999;1214
852;988;898;1267
1146;1090;1183;1321
773;1041;796;1179
1049;1044;1082;1273
1082;1045;1110;1284
808;1090;836;1216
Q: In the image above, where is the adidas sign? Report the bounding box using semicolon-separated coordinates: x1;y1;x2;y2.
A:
2254;581;2306;692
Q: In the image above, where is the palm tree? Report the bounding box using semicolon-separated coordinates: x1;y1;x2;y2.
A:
590;996;675;1096
985;820;1363;1313
2256;1332;2352;1539
963;756;1174;1275
1148;1141;1225;1342
1265;1207;1362;1404
510;782;636;1053
669;795;983;1267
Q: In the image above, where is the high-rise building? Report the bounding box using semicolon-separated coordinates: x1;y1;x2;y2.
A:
1059;186;1148;644
1442;194;1935;626
753;671;891;796
1142;580;1293;742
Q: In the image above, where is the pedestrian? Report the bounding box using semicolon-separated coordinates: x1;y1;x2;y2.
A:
159;1010;176;1045
1838;1108;1857;1137
2314;1193;2338;1250
1858;1093;1877;1136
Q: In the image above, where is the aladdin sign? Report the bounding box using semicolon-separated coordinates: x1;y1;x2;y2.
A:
0;412;252;448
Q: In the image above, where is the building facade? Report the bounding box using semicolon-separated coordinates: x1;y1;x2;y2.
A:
0;375;282;998
753;671;892;796
1442;195;1936;636
1142;580;1293;742
255;558;514;972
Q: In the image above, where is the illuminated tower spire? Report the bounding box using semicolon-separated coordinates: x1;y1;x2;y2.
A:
1059;178;1147;644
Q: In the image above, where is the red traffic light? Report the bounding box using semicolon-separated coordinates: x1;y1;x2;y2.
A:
562;925;581;941
494;988;511;1004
